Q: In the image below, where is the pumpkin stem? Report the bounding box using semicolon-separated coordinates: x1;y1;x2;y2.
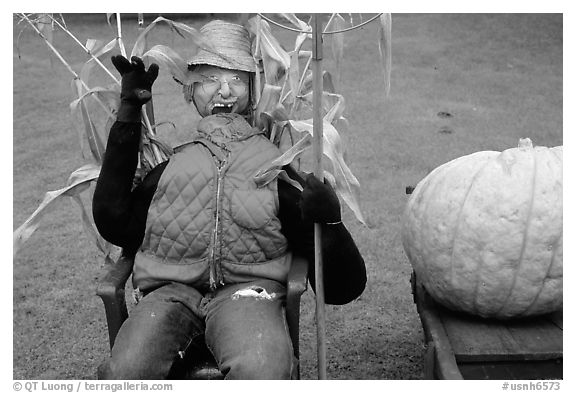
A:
518;138;533;150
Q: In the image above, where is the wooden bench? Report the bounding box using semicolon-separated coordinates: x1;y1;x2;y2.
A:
410;272;563;380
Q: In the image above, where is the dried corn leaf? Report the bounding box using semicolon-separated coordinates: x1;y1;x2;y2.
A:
262;53;283;85
131;17;222;63
327;14;345;89
300;90;346;124
277;13;311;52
70;82;119;162
323;92;347;125
35;14;55;67
70;85;119;118
85;38;103;54
278;13;308;30
288;119;366;225
285;51;301;108
300;70;336;97
13;164;101;257
255;84;282;129
36;14;53;45
378;13;392;96
143;44;189;84
71;79;106;163
248;17;290;84
248;17;290;69
254;133;312;189
80;37;118;84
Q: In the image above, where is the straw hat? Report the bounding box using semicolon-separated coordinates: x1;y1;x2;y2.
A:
188;20;256;73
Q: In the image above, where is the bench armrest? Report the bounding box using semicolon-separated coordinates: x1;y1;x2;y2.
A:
286;255;309;358
96;254;134;349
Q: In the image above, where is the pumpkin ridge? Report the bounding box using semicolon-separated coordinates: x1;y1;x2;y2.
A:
518;149;563;317
420;154;477;301
464;157;499;316
520;234;560;317
494;147;537;316
412;157;462;288
550;146;563;161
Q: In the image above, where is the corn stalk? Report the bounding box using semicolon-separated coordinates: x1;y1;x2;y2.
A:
19;14;114;119
48;15;119;84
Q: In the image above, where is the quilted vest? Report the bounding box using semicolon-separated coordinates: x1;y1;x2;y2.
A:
133;114;290;292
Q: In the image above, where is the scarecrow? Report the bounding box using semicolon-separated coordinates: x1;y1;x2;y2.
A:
93;19;366;380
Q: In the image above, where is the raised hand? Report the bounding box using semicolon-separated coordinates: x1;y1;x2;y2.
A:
111;55;159;122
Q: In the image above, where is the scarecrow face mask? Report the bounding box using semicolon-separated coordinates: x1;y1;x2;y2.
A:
192;65;251;117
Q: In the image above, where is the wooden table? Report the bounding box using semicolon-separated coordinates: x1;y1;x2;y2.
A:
411;272;563;380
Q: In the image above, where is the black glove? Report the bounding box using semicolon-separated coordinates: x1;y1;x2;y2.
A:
301;174;342;224
111;55;159;122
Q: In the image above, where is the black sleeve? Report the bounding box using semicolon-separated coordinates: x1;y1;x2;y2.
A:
92;120;167;257
278;166;367;305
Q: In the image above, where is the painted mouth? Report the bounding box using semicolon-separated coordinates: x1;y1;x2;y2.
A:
211;102;234;115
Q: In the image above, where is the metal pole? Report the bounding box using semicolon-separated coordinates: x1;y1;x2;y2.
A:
312;13;327;380
138;13;156;129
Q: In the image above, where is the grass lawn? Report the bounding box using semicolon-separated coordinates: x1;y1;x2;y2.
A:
12;13;562;379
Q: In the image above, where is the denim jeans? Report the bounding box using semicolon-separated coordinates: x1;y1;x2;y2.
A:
98;279;296;380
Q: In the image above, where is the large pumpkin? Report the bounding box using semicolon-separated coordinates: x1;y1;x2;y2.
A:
402;139;562;319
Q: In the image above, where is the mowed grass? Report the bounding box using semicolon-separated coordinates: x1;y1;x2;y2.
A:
13;14;562;379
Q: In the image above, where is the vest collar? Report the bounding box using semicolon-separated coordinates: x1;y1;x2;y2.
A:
196;113;263;148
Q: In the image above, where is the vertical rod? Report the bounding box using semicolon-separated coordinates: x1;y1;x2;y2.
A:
312;13;327;381
138;13;156;129
115;13;127;57
136;13;162;164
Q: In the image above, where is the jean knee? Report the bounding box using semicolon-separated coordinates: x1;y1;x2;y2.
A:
98;356;140;380
224;344;295;380
98;346;173;380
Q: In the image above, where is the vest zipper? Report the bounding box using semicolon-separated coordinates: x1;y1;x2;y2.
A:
209;158;227;289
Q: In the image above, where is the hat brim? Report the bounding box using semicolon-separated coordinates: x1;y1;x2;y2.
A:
188;50;256;73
